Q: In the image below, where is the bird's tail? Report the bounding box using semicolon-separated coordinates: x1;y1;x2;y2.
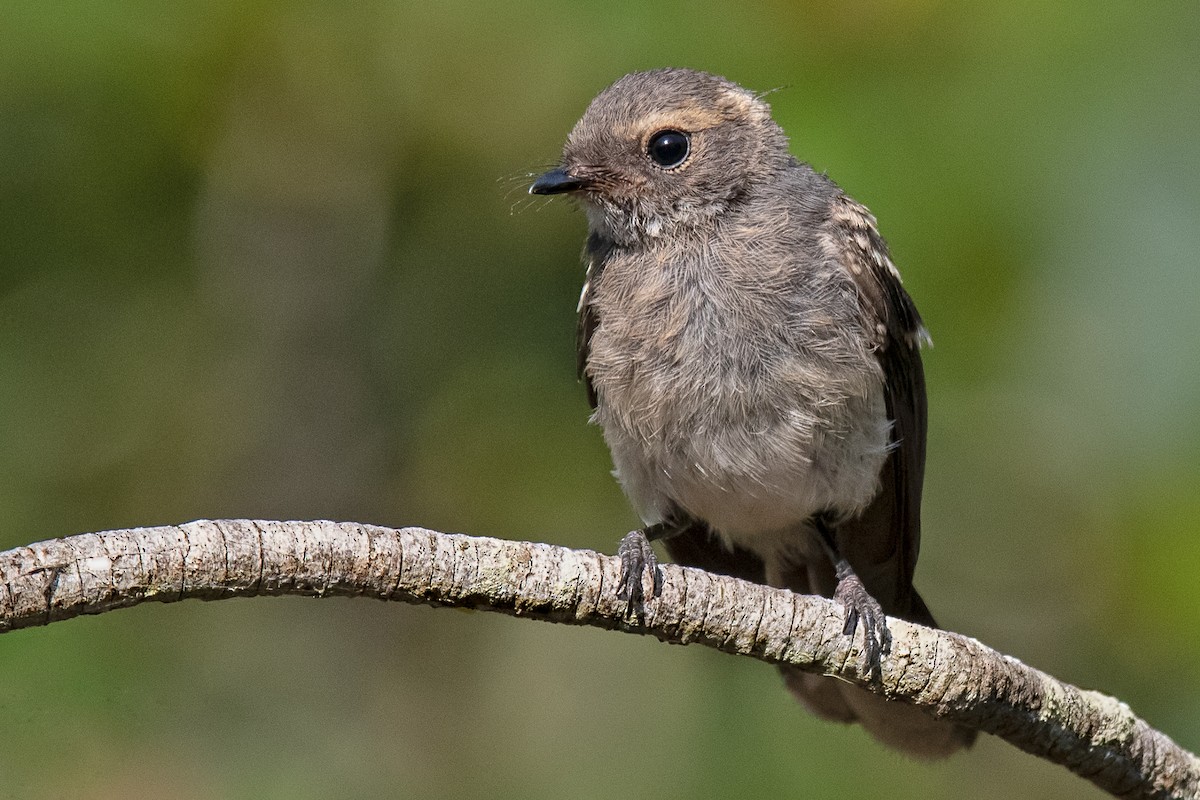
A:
665;524;975;758
781;586;976;759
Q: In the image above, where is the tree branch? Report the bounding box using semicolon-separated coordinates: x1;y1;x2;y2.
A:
0;520;1194;798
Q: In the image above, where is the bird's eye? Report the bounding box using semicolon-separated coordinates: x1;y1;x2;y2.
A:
646;130;690;168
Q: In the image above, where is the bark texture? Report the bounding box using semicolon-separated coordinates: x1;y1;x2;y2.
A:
0;520;1195;799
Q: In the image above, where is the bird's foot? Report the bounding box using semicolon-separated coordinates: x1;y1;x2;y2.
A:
833;560;892;679
617;529;660;617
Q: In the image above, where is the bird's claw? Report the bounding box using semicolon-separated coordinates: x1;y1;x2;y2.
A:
617;529;659;616
834;571;892;678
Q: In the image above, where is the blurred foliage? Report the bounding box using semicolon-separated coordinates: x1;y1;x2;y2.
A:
1;1;1198;798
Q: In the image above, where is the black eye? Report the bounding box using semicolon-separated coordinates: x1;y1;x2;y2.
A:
646;130;690;168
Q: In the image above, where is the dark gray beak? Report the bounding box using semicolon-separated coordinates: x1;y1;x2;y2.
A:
530;168;588;195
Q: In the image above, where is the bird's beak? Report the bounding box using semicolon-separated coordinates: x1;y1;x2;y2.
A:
530;167;589;195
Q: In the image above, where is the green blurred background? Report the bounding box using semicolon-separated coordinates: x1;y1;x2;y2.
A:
1;2;1197;798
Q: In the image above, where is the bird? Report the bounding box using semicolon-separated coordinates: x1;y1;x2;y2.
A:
530;67;974;758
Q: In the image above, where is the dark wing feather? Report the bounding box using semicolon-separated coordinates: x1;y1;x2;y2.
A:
825;195;933;625
576;231;613;410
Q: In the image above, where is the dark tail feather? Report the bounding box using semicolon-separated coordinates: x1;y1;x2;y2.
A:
663;522;975;758
782;581;976;759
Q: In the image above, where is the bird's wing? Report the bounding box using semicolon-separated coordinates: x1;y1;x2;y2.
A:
823;194;933;624
576;232;612;410
796;196;972;750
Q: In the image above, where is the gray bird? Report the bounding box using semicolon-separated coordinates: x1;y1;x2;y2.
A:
530;67;974;758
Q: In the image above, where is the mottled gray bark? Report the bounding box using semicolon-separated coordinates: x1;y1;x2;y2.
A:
0;520;1195;799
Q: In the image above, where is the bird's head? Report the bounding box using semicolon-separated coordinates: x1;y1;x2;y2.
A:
531;68;790;245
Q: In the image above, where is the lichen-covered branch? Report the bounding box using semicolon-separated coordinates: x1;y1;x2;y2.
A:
0;520;1195;799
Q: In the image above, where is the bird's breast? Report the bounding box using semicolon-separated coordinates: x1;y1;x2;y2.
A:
585;253;890;544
